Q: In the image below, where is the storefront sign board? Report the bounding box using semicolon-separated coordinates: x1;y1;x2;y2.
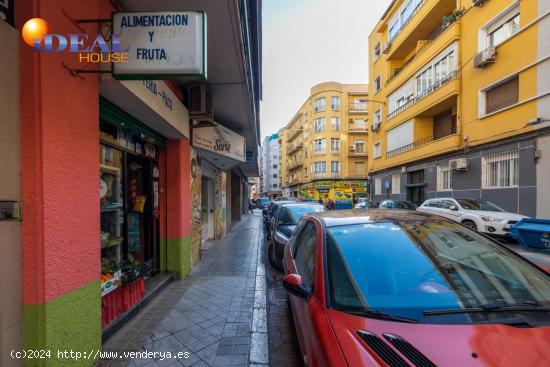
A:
192;121;245;162
112;11;206;79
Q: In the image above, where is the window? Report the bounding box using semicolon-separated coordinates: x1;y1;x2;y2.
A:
482;150;519;188
427;200;441;208
355;139;365;153
483;76;519;115
294;222;317;289
355;162;366;176
437;163;453;191
273;184;278;188
273;174;278;178
304;167;308;177
375;177;382;195
331;117;340;131
389;19;400;41
314;161;326;173
273;164;278;169
441;200;456;210
387;120;413;153
373;42;381;59
314;97;326;112
373;108;382;130
374;75;381;93
392;173;401;194
313;139;326;152
481;3;520;49
331;161;340;173
331;138;340;152
373;142;381;158
331;96;340;111
314;118;326;133
433;51;455;84
433;110;457;139
416;66;433;95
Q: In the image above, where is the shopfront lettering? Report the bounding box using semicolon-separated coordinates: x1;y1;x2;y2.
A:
141;80;173;111
136;48;167;60
120;14;189;28
214;139;231;153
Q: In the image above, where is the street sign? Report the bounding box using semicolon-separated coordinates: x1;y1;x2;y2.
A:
112;11;207;80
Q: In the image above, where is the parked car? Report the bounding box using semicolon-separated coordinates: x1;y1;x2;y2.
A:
264;200;297;237
283;209;550;367
417;198;528;237
257;197;271;209
379;199;417;210
274;196;299;202
354;201;369;209
269;203;325;269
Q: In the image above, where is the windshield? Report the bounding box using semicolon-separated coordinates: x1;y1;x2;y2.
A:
457;199;503;212
327;220;550;324
280;205;324;225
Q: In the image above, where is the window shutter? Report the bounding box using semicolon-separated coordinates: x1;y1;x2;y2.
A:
486;76;519;114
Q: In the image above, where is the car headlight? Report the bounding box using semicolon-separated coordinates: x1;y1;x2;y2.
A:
274;230;289;244
481;216;504;222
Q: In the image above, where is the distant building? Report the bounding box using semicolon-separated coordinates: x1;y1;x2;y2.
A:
260;133;282;198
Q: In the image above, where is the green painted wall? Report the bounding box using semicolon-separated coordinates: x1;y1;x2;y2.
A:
166;235;192;279
23;280;101;367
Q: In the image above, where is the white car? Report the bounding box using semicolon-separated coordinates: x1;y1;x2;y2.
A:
417;198;528;236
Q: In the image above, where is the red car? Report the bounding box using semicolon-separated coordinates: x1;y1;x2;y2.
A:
283;210;550;367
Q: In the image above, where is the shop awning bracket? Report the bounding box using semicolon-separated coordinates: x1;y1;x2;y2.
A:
62;61;112;80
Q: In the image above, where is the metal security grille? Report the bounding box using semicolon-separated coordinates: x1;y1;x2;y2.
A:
482;150;519;188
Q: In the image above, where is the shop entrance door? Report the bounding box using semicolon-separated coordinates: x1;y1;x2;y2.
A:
406;170;425;206
201;176;215;243
127;154;159;273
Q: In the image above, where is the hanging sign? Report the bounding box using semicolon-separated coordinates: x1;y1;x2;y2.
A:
193;121;245;162
112;11;207;79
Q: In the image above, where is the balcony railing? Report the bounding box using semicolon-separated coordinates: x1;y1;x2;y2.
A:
385;22;450;86
286;127;303;142
287;143;303;155
387;70;458;120
288;161;303;171
313;172;329;179
348;103;368;112
386;135;433;158
313;149;326;156
331;172;340;178
349;123;368;133
349;151;368;157
387;0;426;49
330;149;340;155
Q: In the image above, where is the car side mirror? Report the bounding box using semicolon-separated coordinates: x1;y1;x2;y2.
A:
450;205;459;211
283;274;311;299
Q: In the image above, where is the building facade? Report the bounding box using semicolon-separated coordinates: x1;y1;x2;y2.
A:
260;133;282;198
0;0;261;365
279;82;370;208
368;0;550;217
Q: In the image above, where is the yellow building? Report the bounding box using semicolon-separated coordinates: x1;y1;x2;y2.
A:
280;82;369;208
367;0;550;217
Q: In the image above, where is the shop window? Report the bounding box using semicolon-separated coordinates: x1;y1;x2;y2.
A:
392;173;401;194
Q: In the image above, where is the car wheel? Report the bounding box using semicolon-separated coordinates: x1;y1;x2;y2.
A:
462;220;478;231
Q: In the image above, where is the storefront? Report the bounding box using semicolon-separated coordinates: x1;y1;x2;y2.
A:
299;180;368;208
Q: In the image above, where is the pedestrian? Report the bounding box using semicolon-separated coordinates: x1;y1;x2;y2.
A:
318;198;323;205
248;200;254;214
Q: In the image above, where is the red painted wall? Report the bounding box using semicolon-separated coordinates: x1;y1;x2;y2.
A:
165;139;192;239
18;0;114;304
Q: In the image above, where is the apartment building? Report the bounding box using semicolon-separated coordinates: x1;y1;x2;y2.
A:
261;133;282;198
368;0;550;217
279;82;369;208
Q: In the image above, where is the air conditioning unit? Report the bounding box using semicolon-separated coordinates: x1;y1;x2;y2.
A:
349;144;356;151
472;0;487;7
381;42;391;54
473;47;496;68
187;84;211;115
449;158;468;171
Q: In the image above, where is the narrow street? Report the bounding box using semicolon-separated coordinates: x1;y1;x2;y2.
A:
100;210;301;367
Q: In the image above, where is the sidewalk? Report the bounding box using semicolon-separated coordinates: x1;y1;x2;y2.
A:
100;211;268;367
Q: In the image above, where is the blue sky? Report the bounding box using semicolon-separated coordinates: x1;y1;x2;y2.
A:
260;0;391;138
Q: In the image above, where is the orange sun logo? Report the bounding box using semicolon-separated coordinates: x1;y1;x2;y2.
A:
22;18;49;47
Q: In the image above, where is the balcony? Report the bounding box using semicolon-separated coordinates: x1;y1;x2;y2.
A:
287;143;303;155
349;150;368;157
288;161;303;171
348;123;368;134
387;70;459;121
386;0;456;61
330;149;340;155
313;172;330;179
313;149;326;156
347;172;368;179
383;133;461;167
348;103;368;113
386;22;460;91
286;127;303;142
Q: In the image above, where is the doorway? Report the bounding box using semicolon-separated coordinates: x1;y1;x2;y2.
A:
201;176;215;243
406;170;425;206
